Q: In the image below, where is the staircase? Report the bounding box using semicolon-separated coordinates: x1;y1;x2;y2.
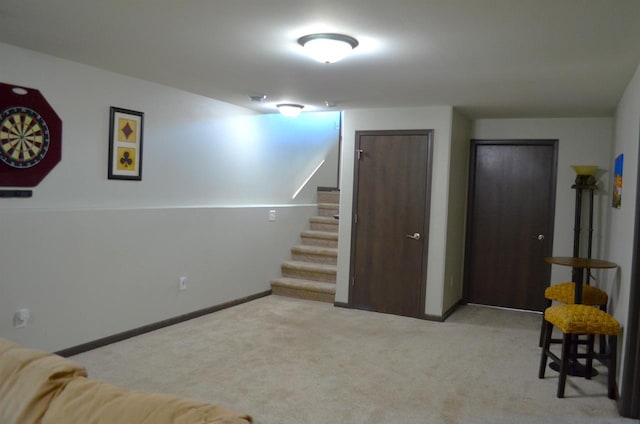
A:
271;188;339;303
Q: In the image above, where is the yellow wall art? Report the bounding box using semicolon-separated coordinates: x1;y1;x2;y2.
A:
108;107;144;181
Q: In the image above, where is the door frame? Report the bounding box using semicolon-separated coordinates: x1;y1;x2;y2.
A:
463;139;558;309
347;129;434;318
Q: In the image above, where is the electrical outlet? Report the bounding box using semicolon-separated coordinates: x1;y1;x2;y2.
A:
14;308;30;328
179;276;187;291
268;209;276;222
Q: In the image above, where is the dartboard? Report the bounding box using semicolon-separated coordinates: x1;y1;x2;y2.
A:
0;106;50;169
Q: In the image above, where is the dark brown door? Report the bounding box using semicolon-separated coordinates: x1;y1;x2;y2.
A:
349;130;433;318
465;140;557;312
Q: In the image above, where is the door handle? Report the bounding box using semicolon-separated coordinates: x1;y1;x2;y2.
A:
406;232;421;240
537;234;545;240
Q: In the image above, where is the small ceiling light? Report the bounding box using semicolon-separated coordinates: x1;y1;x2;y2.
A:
277;103;304;118
298;33;359;64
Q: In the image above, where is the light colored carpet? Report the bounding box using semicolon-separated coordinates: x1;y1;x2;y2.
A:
72;296;634;424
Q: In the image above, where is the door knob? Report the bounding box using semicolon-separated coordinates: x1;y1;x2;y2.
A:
537;234;545;240
406;232;421;240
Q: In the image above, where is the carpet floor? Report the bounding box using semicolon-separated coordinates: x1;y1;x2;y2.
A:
71;295;635;424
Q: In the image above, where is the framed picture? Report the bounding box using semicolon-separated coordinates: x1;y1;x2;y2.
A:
108;106;144;180
613;153;623;209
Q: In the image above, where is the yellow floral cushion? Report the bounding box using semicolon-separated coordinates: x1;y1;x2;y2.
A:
544;282;608;305
545;304;620;335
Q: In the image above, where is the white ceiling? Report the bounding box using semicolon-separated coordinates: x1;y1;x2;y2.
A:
1;0;639;118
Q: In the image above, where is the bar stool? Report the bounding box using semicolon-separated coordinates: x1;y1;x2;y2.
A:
538;282;608;352
538;304;619;399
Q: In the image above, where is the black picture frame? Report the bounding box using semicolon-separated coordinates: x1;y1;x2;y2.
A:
108;106;144;181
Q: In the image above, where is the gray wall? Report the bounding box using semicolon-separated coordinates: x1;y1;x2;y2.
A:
0;42;340;351
606;62;640;383
443;109;471;313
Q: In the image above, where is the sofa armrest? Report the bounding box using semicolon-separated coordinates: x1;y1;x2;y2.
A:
43;376;252;424
0;338;88;424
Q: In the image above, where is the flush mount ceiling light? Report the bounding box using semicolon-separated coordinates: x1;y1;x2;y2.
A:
298;33;359;64
277;103;304;117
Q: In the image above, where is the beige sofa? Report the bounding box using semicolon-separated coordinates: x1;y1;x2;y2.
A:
0;338;252;424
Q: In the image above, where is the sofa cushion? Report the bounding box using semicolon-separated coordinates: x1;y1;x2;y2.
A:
0;338;88;424
43;376;252;424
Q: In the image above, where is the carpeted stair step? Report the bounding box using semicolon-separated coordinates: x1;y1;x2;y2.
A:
271;187;340;304
291;245;338;265
309;216;339;232
317;190;340;204
271;277;335;303
281;261;337;283
318;202;339;217
300;230;338;248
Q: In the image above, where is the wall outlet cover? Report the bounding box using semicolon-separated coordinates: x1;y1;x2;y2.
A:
14;308;30;328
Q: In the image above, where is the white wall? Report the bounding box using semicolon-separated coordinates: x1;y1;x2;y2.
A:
472;118;614;286
443;109;471;313
336;106;454;317
0;43;340;351
1;206;315;351
606;62;640;384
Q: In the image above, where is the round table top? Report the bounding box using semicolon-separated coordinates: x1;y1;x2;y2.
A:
544;256;617;269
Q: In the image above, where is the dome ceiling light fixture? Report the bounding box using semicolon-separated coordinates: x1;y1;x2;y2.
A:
297;33;359;64
277;103;304;117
